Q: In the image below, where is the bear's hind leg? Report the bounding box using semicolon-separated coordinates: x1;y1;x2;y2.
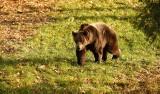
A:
97;48;103;63
112;55;118;59
111;49;121;59
102;45;109;62
102;49;107;62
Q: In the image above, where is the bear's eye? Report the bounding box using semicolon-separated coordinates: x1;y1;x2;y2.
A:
79;37;84;42
83;31;88;36
84;34;89;41
74;38;79;43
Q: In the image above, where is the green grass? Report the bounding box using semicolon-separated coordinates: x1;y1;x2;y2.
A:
0;0;160;93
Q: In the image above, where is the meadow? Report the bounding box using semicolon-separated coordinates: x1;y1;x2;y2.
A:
0;0;160;93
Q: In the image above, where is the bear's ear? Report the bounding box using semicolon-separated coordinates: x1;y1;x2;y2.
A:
72;31;78;37
80;23;89;30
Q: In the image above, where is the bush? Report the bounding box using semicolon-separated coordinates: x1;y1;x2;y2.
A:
137;0;160;41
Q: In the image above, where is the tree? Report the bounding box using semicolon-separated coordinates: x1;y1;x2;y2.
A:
137;0;160;41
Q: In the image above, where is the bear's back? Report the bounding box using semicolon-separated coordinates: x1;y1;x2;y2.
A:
91;22;116;36
90;22;115;34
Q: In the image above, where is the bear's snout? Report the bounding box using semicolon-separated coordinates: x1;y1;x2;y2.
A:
76;43;84;51
76;46;81;51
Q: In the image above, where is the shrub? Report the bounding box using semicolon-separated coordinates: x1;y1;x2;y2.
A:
137;0;160;41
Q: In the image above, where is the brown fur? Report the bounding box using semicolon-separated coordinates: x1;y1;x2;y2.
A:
72;22;121;65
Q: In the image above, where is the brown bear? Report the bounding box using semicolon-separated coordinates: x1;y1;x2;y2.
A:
72;22;121;65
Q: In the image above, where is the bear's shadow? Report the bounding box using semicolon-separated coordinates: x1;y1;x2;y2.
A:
0;56;78;66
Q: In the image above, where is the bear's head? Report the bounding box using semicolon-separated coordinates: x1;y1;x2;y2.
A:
72;24;96;51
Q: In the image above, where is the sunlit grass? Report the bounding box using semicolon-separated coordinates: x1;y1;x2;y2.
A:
0;0;160;93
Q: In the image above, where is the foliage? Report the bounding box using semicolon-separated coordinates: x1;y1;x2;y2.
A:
137;0;160;41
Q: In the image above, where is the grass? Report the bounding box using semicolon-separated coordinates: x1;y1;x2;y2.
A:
0;0;160;93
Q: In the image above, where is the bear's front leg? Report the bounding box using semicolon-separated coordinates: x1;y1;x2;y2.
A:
112;55;119;59
76;49;86;65
102;50;107;62
92;51;102;63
